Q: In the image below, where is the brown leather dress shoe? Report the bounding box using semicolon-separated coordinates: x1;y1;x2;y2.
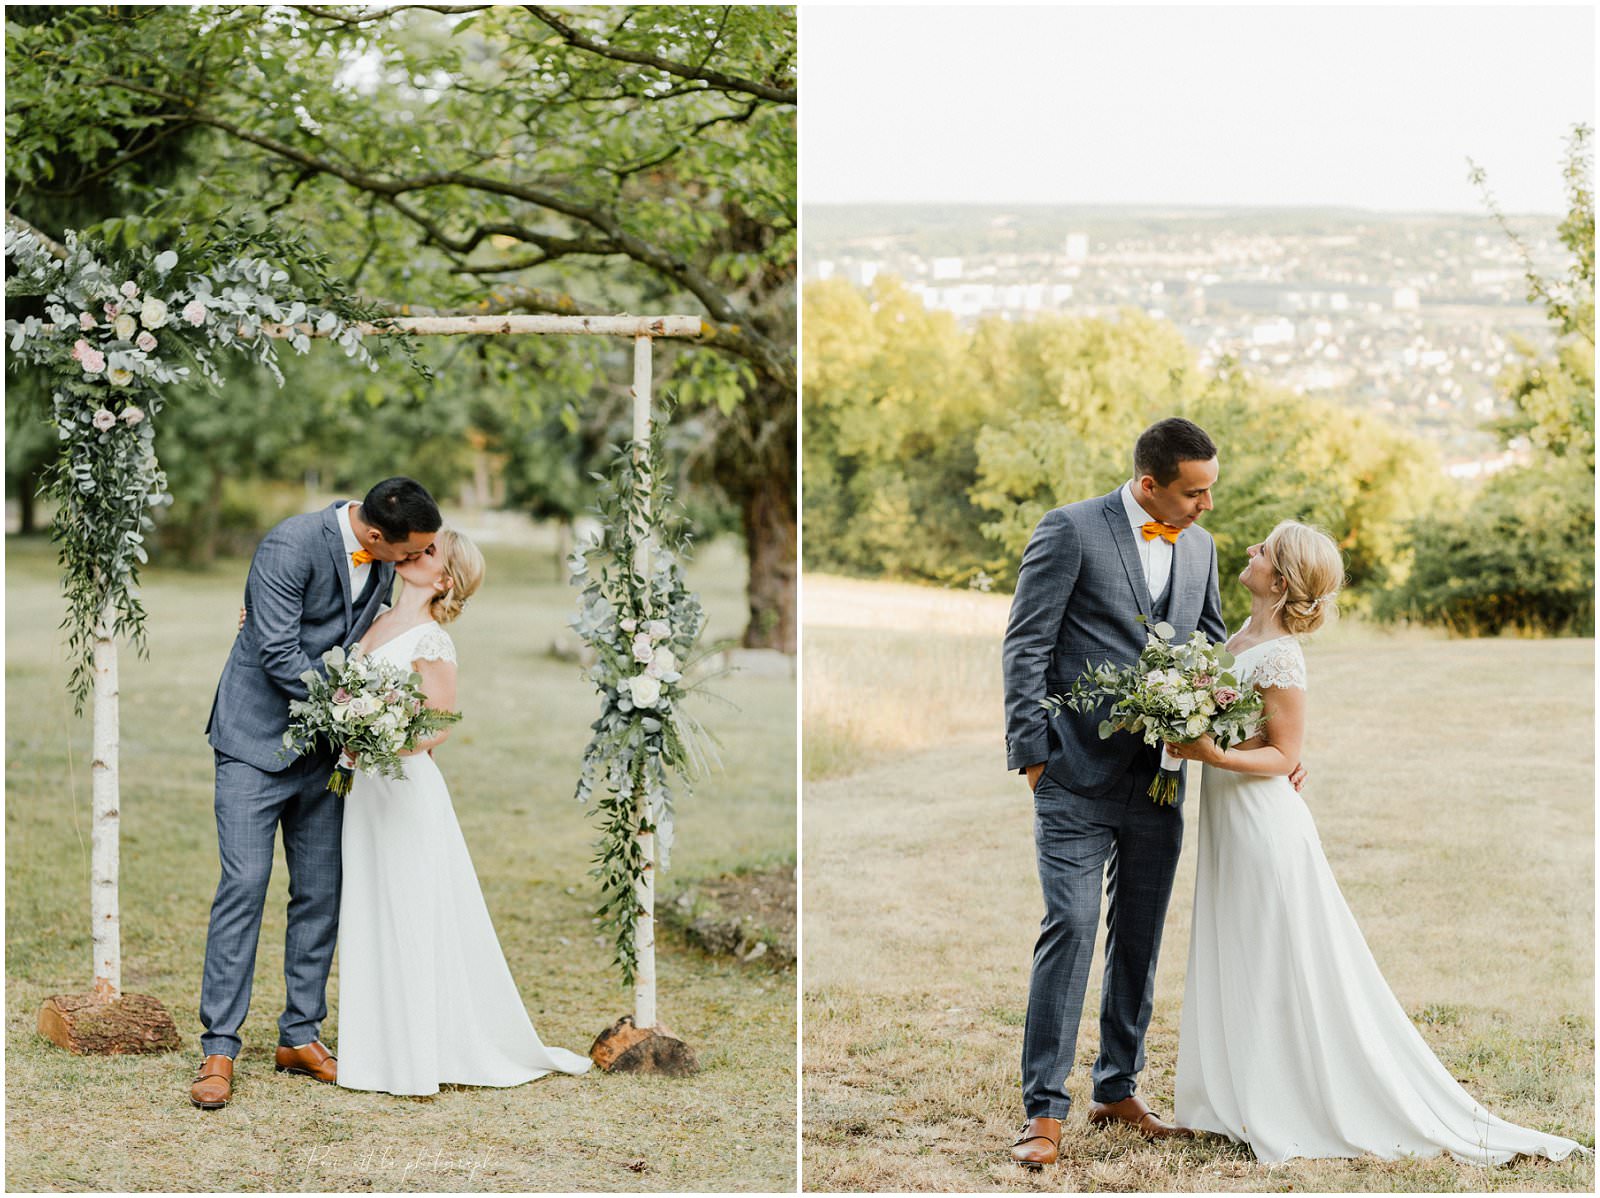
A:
1009;1116;1062;1169
190;1054;234;1109
274;1040;337;1083
1087;1095;1194;1139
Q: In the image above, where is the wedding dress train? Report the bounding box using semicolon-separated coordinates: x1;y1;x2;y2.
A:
1175;632;1581;1165
335;621;591;1096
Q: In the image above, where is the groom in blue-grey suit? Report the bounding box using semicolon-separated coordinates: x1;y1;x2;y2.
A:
1001;418;1227;1165
191;478;441;1110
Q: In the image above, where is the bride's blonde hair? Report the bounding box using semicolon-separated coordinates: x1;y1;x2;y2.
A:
428;528;485;626
1264;521;1344;635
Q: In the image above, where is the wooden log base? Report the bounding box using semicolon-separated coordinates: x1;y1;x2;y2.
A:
37;993;182;1055
588;1015;699;1077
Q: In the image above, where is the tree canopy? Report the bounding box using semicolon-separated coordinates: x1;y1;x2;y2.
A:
7;4;797;647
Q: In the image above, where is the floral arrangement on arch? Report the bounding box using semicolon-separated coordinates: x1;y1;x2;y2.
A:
3;221;415;709
568;428;718;983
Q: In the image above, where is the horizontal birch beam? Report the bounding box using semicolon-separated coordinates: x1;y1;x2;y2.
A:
264;314;703;339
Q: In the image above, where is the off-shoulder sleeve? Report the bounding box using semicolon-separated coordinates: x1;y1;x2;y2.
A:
411;626;457;665
1254;638;1306;691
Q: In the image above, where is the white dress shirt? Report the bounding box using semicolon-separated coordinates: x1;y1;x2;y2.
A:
339;501;373;598
1119;481;1175;602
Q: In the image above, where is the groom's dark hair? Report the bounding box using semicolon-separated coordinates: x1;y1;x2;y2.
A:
360;477;443;542
1134;418;1217;485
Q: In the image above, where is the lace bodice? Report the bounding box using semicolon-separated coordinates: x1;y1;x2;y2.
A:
1234;635;1306;692
364;620;457;667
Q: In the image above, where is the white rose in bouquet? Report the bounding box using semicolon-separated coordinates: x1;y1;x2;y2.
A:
626;673;662;709
140;297;169;329
631;633;655;664
349;695;380;718
646;647;677;679
646;619;671;640
113;313;138;341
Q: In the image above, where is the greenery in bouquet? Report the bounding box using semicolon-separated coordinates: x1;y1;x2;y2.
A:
281;644;462;797
1044;619;1265;804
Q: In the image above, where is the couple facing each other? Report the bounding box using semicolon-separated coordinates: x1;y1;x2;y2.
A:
191;477;589;1109
1001;417;1582;1167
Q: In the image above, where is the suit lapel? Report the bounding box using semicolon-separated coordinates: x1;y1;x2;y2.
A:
1102;492;1153;622
321;502;355;626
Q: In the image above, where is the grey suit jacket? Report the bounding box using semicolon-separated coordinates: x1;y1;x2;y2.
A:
1002;488;1227;797
205;501;395;772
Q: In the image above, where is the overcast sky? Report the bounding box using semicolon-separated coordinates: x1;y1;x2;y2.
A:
802;5;1594;213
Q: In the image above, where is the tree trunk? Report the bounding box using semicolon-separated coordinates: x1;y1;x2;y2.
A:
195;465;224;568
38;993;179;1055
740;468;797;653
18;471;38;535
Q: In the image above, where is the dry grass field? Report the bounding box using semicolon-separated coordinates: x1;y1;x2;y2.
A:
5;533;796;1193
802;573;1594;1192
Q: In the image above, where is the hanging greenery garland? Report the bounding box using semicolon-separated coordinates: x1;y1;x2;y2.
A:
568;426;717;983
3;221;415;710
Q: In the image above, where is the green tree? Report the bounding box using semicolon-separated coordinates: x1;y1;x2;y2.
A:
6;5;797;648
803;280;1442;627
801;276;992;582
1472;124;1594;471
969;308;1201;580
1383;125;1595;635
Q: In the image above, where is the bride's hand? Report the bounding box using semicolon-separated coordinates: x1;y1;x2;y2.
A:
237;606;247;632
1166;735;1223;765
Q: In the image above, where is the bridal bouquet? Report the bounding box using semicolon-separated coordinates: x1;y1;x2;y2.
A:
281;644;461;796
1043;620;1264;805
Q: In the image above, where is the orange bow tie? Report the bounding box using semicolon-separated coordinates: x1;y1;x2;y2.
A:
1141;521;1181;544
350;549;374;567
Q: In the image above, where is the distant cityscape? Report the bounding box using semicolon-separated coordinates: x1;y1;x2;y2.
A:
804;205;1567;477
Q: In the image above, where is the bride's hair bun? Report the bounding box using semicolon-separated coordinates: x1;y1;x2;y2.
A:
1266;521;1345;635
428;527;485;626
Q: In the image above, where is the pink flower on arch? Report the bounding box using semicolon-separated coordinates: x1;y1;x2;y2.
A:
92;408;117;432
136;331;158;352
80;348;107;375
71;338;91;362
182;300;207;326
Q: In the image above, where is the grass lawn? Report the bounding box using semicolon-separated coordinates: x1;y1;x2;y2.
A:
5;530;795;1193
801;574;1594;1192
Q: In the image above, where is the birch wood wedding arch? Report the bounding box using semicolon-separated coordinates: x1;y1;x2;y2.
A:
9;216;700;1066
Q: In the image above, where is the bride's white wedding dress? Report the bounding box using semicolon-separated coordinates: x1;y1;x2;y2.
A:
335;620;591;1096
1175;629;1582;1165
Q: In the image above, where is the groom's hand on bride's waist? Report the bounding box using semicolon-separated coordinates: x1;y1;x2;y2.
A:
1289;761;1308;792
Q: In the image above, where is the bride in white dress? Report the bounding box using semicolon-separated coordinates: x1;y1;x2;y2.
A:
1165;521;1582;1166
335;528;591;1096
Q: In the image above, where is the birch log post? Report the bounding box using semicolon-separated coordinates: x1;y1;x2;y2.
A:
631;334;659;1033
587;335;698;1076
38;602;181;1054
91;601;121;999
